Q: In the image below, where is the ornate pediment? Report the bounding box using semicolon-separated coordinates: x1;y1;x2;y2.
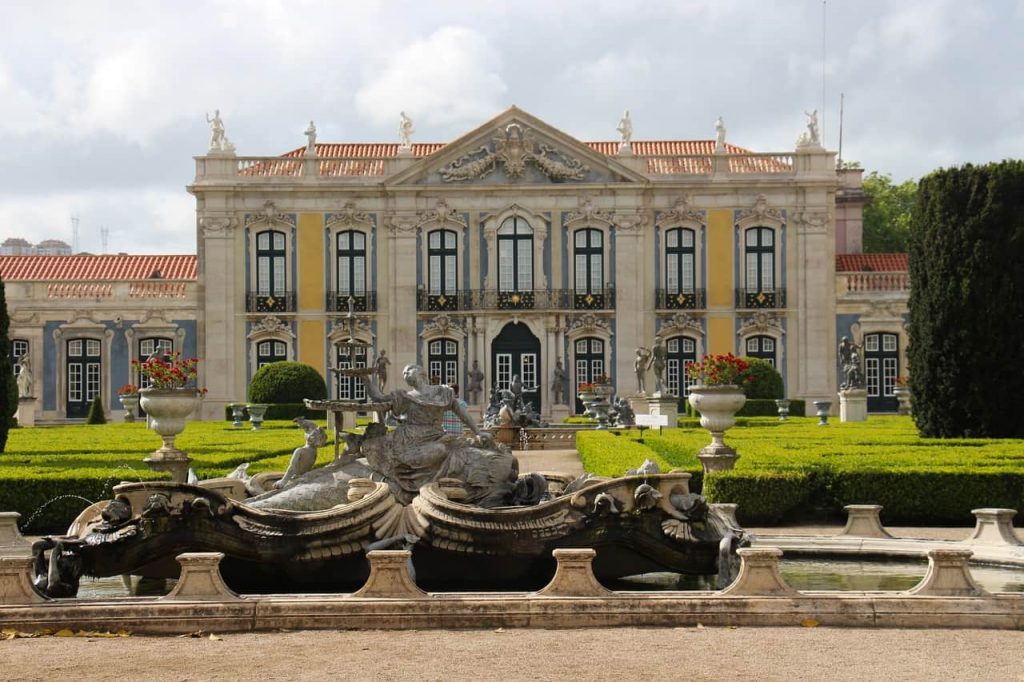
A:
245;201;296;229
657;312;704;337
656;196;705;228
565;197;614;227
247;315;294;340
416;199;467;229
564;313;613;337
737;311;785;337
441;123;589;183
326;201;374;230
736;194;784;227
421;313;467;339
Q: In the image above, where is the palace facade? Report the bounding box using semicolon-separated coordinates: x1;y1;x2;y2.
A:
2;106;911;423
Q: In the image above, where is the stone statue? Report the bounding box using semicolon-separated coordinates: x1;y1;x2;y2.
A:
374;350;391;391
611;397;636;427
551;358;566;405
274;418;328;489
466;360;484;404
838;336;865;390
651;337;667;393
206;109;235;153
399;111;414;151
616;110;633;147
16;351;33;398
799;109;821;147
715;116;726;150
304;120;317;153
634;347;652;395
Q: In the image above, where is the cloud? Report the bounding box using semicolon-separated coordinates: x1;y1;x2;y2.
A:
354;26;507;129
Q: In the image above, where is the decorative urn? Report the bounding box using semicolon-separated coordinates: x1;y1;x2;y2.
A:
687;385;747;472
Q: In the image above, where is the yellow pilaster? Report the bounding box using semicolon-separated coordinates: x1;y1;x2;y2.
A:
707;317;735;355
296;213;326;372
706;209;733;308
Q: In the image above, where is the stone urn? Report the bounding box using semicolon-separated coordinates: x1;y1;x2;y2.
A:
893;386;912;416
774;398;791;421
229;403;247;427
687;385;747;472
120;393;140;423
139;388;202;482
246;403;269;430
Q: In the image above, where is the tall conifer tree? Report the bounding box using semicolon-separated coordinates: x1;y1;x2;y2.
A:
0;278;13;451
908;160;1024;437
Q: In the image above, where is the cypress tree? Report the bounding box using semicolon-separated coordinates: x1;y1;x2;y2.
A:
0;278;12;451
86;395;107;425
908;160;1024;437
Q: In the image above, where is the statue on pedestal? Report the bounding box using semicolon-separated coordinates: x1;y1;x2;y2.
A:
616;110;633;150
374;350;391;391
399;111;414;151
715;116;727;150
651;337;667;394
551;358;566;405
16;352;33;398
838;336;865;390
634;346;652;395
466;360;484;405
205;109;235;153
304;120;317;153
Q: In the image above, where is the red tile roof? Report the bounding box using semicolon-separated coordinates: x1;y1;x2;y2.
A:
836;253;908;272
0;255;197;281
238;139;790;178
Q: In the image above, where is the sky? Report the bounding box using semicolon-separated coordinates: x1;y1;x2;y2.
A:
1;0;1021;256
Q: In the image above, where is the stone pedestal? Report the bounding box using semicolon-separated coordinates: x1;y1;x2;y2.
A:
838;389;867;422
966;508;1022;546
0;512;33;557
839;504;893;539
548;403;571;426
16;396;36;427
908;549;985;597
628;395;649;416
644;394;678;428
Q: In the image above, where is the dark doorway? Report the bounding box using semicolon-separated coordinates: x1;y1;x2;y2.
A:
573;337;606;414
67;338;101;418
864;332;899;412
491;322;541;414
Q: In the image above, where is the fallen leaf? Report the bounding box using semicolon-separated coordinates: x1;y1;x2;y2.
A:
54;629;75;637
494;628;505;633
209;633;223;641
728;626;738;630
696;623;704;629
801;618;819;628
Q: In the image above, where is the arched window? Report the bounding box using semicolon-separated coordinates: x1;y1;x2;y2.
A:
498;217;533;292
138;337;174;389
745;335;776;366
256;340;287;368
665;336;698;398
428;339;459;387
742;227;777;308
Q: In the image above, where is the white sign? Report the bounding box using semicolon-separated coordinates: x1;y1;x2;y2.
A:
635;414;669;428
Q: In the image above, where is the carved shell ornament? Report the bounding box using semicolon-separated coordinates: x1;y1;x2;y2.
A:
441;124;589;182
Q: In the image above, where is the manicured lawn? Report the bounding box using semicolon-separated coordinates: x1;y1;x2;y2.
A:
0;420;334;533
577;416;1024;525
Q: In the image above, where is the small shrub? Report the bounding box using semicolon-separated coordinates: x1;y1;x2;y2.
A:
248;362;327;404
737;399;806;417
86;396;107;424
738;357;783;399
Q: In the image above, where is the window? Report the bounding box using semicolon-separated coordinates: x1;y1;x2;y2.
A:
744;227;775;292
498;217;533;292
428;339;459;387
337;230;367;298
256;230;287;296
665;336;697;397
574;337;605;413
138;338;173;389
427;230;458;295
665;228;696;293
745;335;776;366
335;344;367;401
11;339;28;376
66;338;102;418
573;229;603;294
256;340;287;368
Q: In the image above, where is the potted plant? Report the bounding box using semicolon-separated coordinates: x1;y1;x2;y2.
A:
133;352;205;482
117;384;140;423
686;354;751;472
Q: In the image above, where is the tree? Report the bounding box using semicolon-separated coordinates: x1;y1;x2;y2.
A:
862;171;917;253
908;160;1024;438
0;278;12;451
86;395;107;424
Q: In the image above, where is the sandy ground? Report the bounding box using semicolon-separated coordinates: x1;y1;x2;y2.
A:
4;627;1024;681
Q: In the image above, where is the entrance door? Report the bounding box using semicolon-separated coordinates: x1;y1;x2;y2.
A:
491;322;541;413
67;338;101;418
864;332;899;412
573;337;605;414
665;336;697;410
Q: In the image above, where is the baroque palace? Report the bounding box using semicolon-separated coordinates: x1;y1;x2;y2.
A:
1;107;910;423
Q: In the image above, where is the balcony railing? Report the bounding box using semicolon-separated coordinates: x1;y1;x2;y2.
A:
840;272;910;294
246;291;296;313
326;291;378;313
416;288;616;312
735;288;787;309
655;288;707;310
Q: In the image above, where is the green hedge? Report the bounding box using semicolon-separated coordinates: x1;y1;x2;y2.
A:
737;399;806;417
248;362;327;403
576;430;673;477
702;470;813;523
224;403;327;421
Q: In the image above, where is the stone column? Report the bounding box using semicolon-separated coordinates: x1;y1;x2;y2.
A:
198;215;240;420
611;214;647;396
387;219;420;368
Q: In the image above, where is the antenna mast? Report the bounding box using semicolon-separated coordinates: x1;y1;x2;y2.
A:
837;93;845;169
100;226;110;255
71;215;80;254
821;0;827;143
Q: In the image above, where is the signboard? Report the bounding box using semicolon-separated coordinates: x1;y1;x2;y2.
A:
635;414;669;428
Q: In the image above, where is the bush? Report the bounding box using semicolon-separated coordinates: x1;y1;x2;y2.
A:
738;357;783;399
576;430;673;477
703;471;814;524
86;395;106;424
737;399;806;417
248;362;327;404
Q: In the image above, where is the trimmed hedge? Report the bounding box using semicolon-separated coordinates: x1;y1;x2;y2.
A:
702;470;813;523
738;357;783;399
576;430;673;476
737;399;806;417
248;362;327;404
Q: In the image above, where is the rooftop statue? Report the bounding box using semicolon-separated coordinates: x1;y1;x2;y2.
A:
304;120;317;153
715;116;727;150
206;109;236;153
399;111;414;151
616;110;633;148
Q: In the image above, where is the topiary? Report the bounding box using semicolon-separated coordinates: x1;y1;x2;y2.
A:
248;362;327;404
738;357;783;399
86;395;106;424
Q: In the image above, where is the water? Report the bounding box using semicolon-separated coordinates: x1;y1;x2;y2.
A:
19;494;96;532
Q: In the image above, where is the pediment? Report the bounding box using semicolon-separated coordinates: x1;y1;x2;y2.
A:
387;106;649;187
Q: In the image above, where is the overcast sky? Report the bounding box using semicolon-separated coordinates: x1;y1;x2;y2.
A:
1;0;1021;255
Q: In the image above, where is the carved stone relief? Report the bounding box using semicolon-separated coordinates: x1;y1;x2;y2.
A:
657;312;704;338
244;201;296;229
200;216;236;239
656;196;705;228
441;124;589;182
736;194;784;226
737;311;785;337
326;201;374;230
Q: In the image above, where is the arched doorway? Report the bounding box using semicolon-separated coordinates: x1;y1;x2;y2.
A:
491;322;541;413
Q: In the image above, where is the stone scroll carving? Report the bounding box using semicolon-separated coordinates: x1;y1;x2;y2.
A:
441;124;589;182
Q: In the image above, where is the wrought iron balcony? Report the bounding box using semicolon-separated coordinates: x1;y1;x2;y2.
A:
246;291;296;313
417;288;616;312
655;288;707;310
326;291;378;313
735;288;787;309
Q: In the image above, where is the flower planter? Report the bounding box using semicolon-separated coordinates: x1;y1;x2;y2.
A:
229;403;247;427
119;394;140;423
687;385;746;472
246;403;269;430
139;388;202;482
774;398;791;421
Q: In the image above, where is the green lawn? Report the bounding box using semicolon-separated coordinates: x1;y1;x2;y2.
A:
578;416;1024;525
0;420;334;534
